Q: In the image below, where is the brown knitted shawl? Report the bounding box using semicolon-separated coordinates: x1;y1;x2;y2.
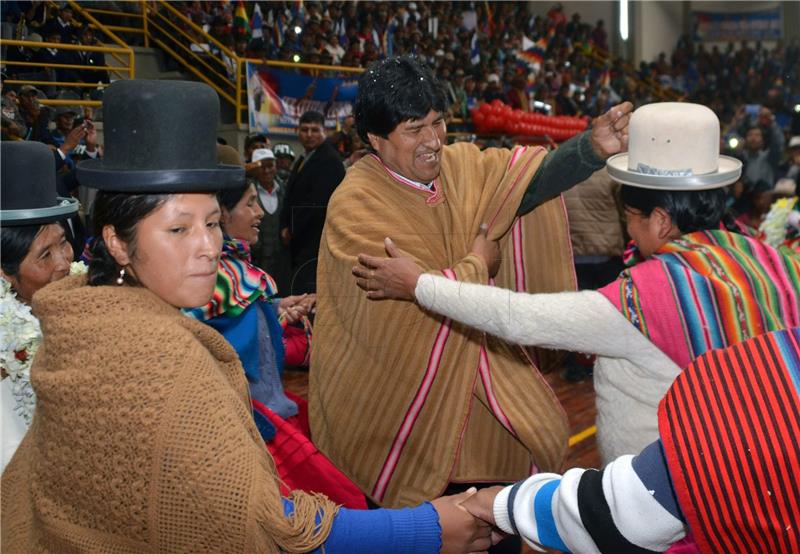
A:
2;275;337;553
310;143;573;507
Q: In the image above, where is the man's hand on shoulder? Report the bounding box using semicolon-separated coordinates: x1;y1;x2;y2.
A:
589;101;633;159
470;224;501;278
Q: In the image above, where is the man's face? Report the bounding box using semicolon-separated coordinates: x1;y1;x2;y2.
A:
369;110;446;184
298;121;325;152
259;158;277;184
745;128;764;151
276;156;293;171
56;113;74;134
19;92;37;111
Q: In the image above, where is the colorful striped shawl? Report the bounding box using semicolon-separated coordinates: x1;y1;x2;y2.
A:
185;237;278;322
658;327;800;554
599;230;800;369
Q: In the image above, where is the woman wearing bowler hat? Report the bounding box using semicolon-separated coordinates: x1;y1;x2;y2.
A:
1;79;494;553
1;140;81;470
355;102;800;464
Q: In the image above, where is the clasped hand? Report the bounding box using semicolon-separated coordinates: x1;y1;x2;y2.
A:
432;486;506;553
278;293;315;323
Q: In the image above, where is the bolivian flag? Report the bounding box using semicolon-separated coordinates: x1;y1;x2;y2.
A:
234;1;250;41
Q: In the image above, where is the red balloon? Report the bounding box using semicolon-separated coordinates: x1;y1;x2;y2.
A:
472;111;486;129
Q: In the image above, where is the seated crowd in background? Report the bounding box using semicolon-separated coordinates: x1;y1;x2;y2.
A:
2;1;798;245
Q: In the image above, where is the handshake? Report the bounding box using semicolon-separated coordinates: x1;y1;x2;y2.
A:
431;485;507;554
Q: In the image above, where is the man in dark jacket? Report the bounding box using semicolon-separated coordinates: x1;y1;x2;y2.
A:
279;110;345;294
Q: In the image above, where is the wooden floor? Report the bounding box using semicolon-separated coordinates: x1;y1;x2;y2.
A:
284;365;600;470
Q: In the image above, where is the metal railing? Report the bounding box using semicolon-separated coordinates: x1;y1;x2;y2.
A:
1;1;679;124
141;1;364;125
79;1;363;124
0;1;134;110
578;43;682;102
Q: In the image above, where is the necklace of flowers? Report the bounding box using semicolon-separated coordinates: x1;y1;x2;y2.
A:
759;196;799;248
0;261;87;425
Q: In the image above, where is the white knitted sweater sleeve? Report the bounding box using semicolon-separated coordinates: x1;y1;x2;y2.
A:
415;273;670;367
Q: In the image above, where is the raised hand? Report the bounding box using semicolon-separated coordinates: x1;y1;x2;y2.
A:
589;101;633;159
431;488;494;554
84;120;98;153
60;124;88;156
353;237;422;301
469;223;501;278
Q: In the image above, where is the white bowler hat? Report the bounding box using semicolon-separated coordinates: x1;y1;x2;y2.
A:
606;102;742;190
252;148;275;163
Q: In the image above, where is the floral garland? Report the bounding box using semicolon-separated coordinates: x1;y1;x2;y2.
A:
759;196;799;247
0;261;87;425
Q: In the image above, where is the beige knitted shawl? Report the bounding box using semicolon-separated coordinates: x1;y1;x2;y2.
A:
311;143;573;507
2;275;337;553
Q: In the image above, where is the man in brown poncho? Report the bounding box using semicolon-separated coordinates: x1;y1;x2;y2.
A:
311;56;631;508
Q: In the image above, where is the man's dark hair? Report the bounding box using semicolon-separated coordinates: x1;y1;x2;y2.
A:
244;133;267;152
620;185;727;233
299;111;325;126
355;55;449;144
745;125;763;138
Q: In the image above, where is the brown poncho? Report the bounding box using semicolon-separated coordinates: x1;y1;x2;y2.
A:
311;143;573;507
2;275;336;553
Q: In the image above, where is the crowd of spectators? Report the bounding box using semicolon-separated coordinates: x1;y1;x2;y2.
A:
2;3;109;91
3;1;800;223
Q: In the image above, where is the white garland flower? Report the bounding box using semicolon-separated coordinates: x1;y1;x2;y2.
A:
759;197;799;247
0;261;88;425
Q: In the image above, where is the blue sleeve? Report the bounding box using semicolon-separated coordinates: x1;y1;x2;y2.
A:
282;498;442;553
631;440;685;523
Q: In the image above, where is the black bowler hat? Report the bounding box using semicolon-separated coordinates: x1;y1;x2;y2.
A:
77;80;244;192
1;141;79;226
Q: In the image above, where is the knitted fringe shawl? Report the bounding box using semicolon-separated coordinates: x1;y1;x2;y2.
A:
1;276;337;553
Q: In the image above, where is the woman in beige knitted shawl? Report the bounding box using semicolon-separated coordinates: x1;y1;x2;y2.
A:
1;80;493;553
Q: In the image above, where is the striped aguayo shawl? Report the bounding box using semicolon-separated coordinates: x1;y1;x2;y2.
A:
311;142;574;507
599;230;800;369
185;237;278;322
659;327;800;554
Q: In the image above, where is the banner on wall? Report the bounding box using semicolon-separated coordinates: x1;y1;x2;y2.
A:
246;62;358;134
693;8;782;42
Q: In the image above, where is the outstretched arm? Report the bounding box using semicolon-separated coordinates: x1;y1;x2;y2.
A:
284;489;494;553
517;102;632;215
354;235;671;363
462;441;686;553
